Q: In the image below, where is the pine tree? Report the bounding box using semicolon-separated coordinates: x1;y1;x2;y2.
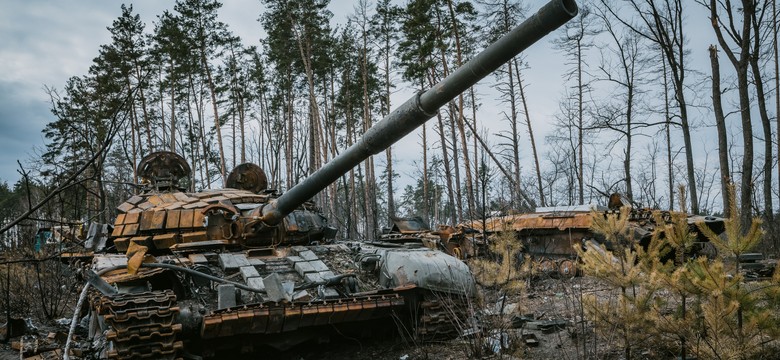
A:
369;0;401;226
175;0;234;186
697;183;763;271
578;206;663;360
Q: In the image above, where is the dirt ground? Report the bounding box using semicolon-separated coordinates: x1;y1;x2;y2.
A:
0;275;620;360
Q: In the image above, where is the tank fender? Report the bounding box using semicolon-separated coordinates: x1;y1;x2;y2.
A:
379;249;476;296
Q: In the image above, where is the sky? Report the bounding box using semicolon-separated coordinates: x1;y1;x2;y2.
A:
0;0;266;185
0;0;571;186
0;0;732;208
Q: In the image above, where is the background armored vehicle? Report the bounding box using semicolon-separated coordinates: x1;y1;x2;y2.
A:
72;0;578;358
473;193;725;277
377;216;478;259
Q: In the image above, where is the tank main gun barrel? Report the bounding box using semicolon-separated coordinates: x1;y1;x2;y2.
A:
261;0;578;226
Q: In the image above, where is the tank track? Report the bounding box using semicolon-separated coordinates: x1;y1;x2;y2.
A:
96;290;183;359
416;293;469;339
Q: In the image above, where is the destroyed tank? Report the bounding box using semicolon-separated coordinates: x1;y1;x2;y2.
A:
80;1;578;358
377;216;479;259
473;193;725;278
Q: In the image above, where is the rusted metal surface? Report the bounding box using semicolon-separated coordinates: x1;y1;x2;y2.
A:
473;211;594;233
226;163;268;193
473;197;726;278
390;216;429;234
200;291;406;338
97;291;182;360
380;218;477;259
136;151;190;191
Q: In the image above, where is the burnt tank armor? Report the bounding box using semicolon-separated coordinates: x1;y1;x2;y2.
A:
84;0;578;358
112;151;336;253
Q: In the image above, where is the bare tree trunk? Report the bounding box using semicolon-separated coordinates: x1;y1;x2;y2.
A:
327;74;338;221
470;88;480;213
463;114;536;210
514;59;546;207
132;60;152;157
348;115;358;240
709;45;732;217
125;76;139;187
446;0;475;220
435;112;456;226
662;54;674;210
189;73;212;189
749;11;773;220
291;18;322;179
359;16;377;238
158;61;165;157
612;0;698;212
503;59;523;210
625;86;634;201
709;0;754;226
201;50;227;186
239;91;246;164
187;95;200;191
231;107;236;170
423;122;429;226
169;58;176;153
576;35;585;205
775;0;780;221
284;77;294;189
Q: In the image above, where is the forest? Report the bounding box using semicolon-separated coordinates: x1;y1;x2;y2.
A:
1;0;779;249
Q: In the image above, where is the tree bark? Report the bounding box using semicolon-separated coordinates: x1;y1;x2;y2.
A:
202;49;227;186
169;57;176;153
709;45;731;217
709;0;754;227
749;10;773;221
359;13;377;238
446;0;475;220
513;60;546;207
775;0;780;221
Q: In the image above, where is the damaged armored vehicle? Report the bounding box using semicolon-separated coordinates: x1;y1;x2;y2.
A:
377;216;478;259
474;193;725;277
72;0;579;358
84;152;476;358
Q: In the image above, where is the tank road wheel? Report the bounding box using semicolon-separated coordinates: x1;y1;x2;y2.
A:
537;258;558;276
557;259;577;279
96;290;183;360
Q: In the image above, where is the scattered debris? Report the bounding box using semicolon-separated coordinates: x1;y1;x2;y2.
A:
0;318;28;340
522;333;540;347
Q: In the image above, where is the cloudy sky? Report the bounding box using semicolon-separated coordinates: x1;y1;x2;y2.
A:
0;0;270;185
0;0;577;185
0;0;723;196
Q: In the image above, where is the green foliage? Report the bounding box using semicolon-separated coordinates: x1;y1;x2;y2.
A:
470;230;526;293
399;176;443;222
697;183;763;263
578;190;780;359
578;206;671;359
588;205;633;246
